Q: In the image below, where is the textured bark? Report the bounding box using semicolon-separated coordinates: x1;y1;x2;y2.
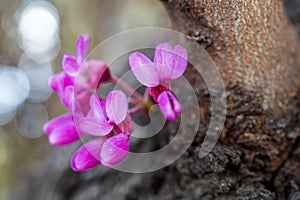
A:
160;0;300;198
10;0;300;200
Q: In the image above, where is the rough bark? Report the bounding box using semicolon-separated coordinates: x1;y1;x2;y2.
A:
160;0;300;198
10;0;299;200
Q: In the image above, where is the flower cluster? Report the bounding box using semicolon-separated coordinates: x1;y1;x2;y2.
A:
43;34;188;172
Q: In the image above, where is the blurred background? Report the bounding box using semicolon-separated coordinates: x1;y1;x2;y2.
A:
0;0;169;199
0;0;299;199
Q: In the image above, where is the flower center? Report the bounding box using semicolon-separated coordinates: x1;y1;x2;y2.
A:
148;84;169;102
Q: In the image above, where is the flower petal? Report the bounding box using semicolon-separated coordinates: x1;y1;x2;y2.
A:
85;60;111;86
153;43;188;80
169;45;188;79
89;93;107;123
62;53;78;76
48;73;74;92
43;113;73;135
129;52;160;87
71;138;106;172
154;42;173;67
117;114;134;134
148;84;169;102
79;117;113;136
106;90;128;125
76;34;90;63
63;85;74;110
100;133;129;167
77;60;110;91
48;121;80;146
157;91;181;120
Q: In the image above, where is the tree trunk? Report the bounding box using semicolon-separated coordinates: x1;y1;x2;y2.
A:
159;0;300;199
10;0;299;200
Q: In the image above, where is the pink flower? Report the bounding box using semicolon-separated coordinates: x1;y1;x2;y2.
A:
75;60;111;113
71;133;130;171
49;73;74;110
59;34;111;113
45;35;112;147
157;91;181;120
50;35;111;112
43;113;80;146
62;34;111;83
71;138;106;172
72;90;132;170
62;34;90;76
79;90;133;136
100;133;130;167
129;42;187;120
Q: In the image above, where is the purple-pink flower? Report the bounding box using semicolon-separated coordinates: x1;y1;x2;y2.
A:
79;90;133;136
62;34;90;77
44;34;111;146
49;73;74;110
43;113;80;146
71;90;132;171
71;138;106;172
71;90;133;171
129;42;188;120
71;133;130;171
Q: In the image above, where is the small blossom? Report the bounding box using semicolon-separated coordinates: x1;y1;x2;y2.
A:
62;34;90;76
157;91;181;120
59;35;111;112
49;73;74;110
43;113;80;146
79;90;132;136
71;137;106;172
77;60;111;90
100;133;130;167
62;35;111;83
129;42;188;120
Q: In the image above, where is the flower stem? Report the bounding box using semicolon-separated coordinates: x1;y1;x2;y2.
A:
110;75;154;110
128;105;144;114
110;76;144;100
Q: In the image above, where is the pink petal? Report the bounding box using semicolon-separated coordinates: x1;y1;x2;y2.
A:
48;73;62;91
63;85;74;110
48;73;74;92
148;83;169;102
100;133;129;167
73;101;85;119
75;89;92;113
48;121;80;146
43;113;73;135
79;117;113;136
154;42;173;67
62;53;79;76
154;64;174;82
117;114;134;134
85;60;111;87
106;90;128;125
153;43;188;80
76;34;90;63
157;91;181;120
89;94;108;123
169;45;188;79
71;138;106;172
129;52;160;87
